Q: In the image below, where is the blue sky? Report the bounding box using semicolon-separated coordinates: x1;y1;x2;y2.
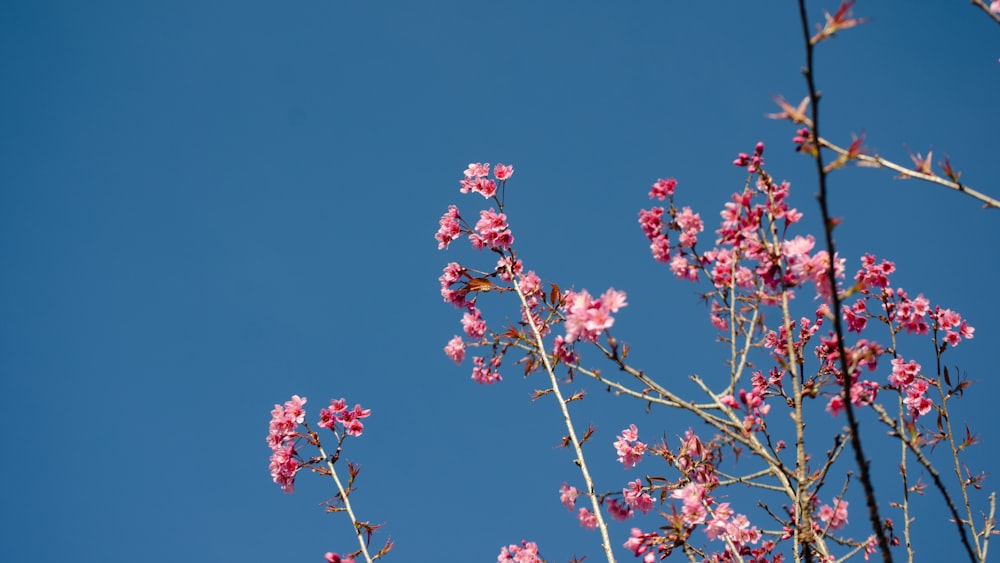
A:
2;2;998;562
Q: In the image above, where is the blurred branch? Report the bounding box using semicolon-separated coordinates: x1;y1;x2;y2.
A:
970;0;1000;26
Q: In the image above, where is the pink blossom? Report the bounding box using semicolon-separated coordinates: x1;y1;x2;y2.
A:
671;482;708;525
464;162;490;178
675;206;703;248
494;163;514;181
855;254;895;289
649;235;671;263
471;356;502;384
444;336;465;364
843;299;868;333
614;424;647;469
518;271;541;296
623;479;654;514
669;255;699;281
268;441;299;493
325;553;355;563
563;288;628;343
552;335;578;365
459;176;497;198
435;205;462;249
462;307;487;338
497;541;542;563
578;507;598;529
267;395;309;493
496;256;523;282
818;500;849;530
933;306;974;347
624;528;658;562
903;379;933;419
649;178;677;200
889;357;919;389
992;0;1000;13
470;208;513;250
826;395;844;417
559;483;579;511
733;142;765;172
607;498;633;521
638;207;664;241
318;398;370;436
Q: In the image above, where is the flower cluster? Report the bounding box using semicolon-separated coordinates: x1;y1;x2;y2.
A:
562;288;628;343
497;540;543;563
817;499;849;531
317;398;371;437
733;141;765;172
613;424;647;469
638;178;704;265
267;395;307;493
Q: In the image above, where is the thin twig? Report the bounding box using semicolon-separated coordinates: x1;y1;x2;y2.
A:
512;278;617;563
817;137;1000;209
316;440;375;563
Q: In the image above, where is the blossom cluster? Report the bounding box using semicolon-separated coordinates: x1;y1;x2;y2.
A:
497;540;543;563
436;163;629;385
266;395;371;495
613;424;647;469
267;395;307;493
318;398;372;437
563;288;628;344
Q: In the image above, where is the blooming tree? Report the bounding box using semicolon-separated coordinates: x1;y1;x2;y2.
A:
268;2;999;562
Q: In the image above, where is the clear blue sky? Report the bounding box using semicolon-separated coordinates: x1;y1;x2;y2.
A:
2;2;998;562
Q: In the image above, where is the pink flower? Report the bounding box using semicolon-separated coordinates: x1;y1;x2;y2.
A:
471;356;502;384
494;163;514;181
435;205;462;249
991;0;1000;13
578;507;598;529
269;442;299;493
649;177;677;200
464;162;490;178
497;541;542;563
563;288;628;343
267;395;309;492
613;424;647;469
607;498;633;521
818;500;849;530
675;206;703;248
855;254;895;289
444;336;465;364
518;271;541;296
470;208;513;250
559;483;579;511
318;398;371;436
497;256;523;282
624;528;658;561
649;235;671;263
889;357;919;389
325;553;355;563
638;207;664;241
623;479;654;514
462;307;487;338
670;255;699;281
671;482;708;525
